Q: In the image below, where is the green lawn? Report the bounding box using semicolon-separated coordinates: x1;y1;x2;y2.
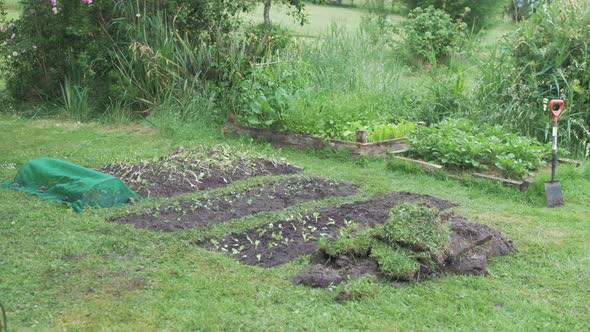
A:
3;0;20;20
242;2;403;37
1;114;589;330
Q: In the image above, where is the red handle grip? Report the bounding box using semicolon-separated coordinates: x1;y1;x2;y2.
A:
548;99;564;122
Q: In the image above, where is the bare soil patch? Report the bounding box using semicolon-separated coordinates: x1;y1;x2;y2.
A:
109;177;358;232
99;145;302;197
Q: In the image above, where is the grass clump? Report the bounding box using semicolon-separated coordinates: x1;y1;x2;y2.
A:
369;241;420;281
386;155;425;174
378;202;449;255
335;275;381;301
318;223;374;257
318;203;452;281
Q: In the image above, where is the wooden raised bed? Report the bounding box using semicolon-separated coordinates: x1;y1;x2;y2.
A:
223;118;409;156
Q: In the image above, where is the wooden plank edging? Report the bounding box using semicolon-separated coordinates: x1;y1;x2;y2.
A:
225;123;409;156
389;155;535;191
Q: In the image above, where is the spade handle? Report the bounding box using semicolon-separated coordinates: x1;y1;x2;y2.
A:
549;99;564;122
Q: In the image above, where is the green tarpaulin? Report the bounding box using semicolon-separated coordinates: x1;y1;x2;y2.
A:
1;158;141;212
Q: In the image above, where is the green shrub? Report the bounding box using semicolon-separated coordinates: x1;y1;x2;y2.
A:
402;0;503;29
402;6;466;63
0;0;257;117
0;0;115;101
409;119;548;179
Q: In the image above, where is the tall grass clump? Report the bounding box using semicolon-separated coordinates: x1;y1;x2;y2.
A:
106;0;305;127
61;77;94;121
473;0;590;157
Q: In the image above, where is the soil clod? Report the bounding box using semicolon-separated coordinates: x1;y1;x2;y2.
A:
292;264;344;288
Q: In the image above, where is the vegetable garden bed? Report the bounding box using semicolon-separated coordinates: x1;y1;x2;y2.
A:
99;145;302;197
388;154;581;191
197;192;514;280
223;119;409;156
109;177;358;232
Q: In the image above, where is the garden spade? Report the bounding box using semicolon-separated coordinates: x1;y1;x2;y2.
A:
545;99;565;208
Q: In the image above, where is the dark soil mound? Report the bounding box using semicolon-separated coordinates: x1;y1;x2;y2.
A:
109;177;358;232
99;146;302;197
199;192;457;267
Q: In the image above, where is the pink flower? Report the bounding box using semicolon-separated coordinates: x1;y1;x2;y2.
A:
0;26;5;33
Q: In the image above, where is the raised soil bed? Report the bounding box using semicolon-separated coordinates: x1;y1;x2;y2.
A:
99;146;302;197
109;177;358;232
223;120;409;156
198;192;514;278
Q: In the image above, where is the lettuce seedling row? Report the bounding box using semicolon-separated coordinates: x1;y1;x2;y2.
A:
109;177;358;232
223;118;409;156
99;145;302;197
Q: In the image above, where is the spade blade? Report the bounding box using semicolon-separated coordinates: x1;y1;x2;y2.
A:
544;181;564;208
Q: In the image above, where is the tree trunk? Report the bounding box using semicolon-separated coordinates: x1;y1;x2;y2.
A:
264;0;272;25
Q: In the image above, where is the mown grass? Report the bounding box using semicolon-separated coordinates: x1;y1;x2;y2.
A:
1;114;589;330
242;2;402;38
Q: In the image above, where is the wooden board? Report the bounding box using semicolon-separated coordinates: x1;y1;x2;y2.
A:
389;155;535;191
471;173;534;191
391;155;443;172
